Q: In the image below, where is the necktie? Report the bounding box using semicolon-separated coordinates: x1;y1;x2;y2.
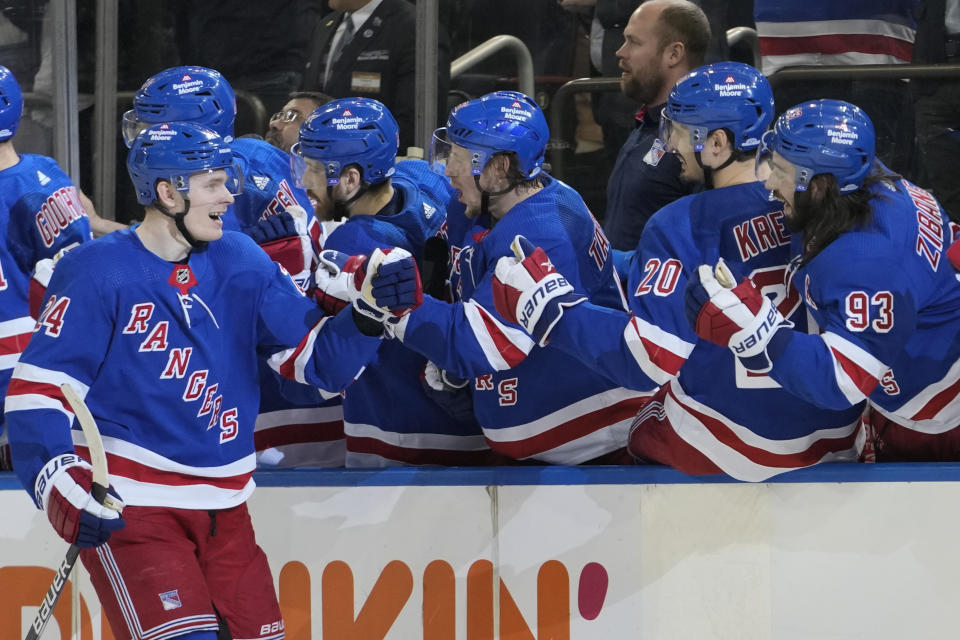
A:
324;15;355;90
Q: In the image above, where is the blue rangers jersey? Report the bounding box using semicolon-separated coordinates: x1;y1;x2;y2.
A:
0;154;93;462
228;137;324;253
5;228;381;509
394;175;649;464
229;139;342;468
768;179;960;457
323;161;492;467
548;182;865;480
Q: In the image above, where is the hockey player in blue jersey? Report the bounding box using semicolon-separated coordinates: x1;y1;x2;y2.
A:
291;97;494;466
491;63;866;480
4;122;417;639
687;99;960;462
0;65;104;469
383;91;648;464
124;66;346;466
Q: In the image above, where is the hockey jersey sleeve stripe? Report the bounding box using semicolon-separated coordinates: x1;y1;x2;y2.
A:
254;420;345;449
464;300;533;369
268;316;329;384
623;315;693;383
75;445;253;491
664;382;862;474
821;332;888;402
4;377;74;417
0;325;34;357
484;393;649;461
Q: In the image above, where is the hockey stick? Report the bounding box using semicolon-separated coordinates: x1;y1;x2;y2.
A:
24;383;120;640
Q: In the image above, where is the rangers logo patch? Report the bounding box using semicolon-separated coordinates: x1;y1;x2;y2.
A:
159;590;182;610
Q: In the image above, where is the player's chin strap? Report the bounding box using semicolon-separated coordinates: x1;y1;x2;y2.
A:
694;143;740;189
155;197;209;250
475;175;515;218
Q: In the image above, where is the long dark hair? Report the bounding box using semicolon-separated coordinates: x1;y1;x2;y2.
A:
794;162;901;264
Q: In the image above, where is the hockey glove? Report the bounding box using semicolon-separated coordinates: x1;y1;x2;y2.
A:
318;248;424;323
492;235;586;346
421;361;474;422
35;454;125;548
313;250;355;316
684;258;793;373
250;206;315;292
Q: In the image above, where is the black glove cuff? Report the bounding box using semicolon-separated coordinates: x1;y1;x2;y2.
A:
352;307;385;337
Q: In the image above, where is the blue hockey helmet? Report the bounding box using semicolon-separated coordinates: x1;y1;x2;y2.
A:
432;90;549;179
126;122;243;206
757;99;875;193
291;97;399;187
0;65;24;142
122;66;236;147
660;61;774;153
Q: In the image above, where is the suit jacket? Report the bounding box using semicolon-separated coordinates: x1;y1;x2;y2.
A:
301;0;450;151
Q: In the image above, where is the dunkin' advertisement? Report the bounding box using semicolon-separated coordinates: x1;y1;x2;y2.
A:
2;469;959;639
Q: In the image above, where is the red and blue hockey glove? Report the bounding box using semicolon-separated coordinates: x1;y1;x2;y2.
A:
35;454;125;548
317;248;423;324
420;361;475;422
684;258;793;373
313;249;356;316
249;206;315;291
492;235;586;346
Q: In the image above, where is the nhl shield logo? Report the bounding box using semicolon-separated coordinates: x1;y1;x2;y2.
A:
168;264;198;295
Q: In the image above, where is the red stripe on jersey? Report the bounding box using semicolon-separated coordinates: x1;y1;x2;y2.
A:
758;34;913;61
666;384;861;469
0;331;34;356
278;318;325;380
254;420;345;449
489;396;649;459
75;446;253;491
475;304;527;368
911;376;960;421
830;346;880;396
6;377;68;406
346;436;498;466
636;332;685;376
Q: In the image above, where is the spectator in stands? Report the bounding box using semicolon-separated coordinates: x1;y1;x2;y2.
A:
265;90;332;152
300;0;451;152
912;0;960;221
602;0;711;251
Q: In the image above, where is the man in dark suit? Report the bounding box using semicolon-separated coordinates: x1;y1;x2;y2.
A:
300;0;450;152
